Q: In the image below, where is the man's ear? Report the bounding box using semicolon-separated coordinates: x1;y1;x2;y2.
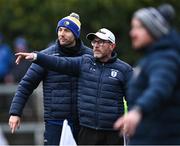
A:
110;43;116;51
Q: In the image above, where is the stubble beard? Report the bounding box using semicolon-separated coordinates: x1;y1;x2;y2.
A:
60;40;75;48
94;52;102;59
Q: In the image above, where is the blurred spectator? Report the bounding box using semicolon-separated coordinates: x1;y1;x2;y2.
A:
0;32;13;83
4;37;31;83
14;37;28;53
0;32;11;145
114;4;180;145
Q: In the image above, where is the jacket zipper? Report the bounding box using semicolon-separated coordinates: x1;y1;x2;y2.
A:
95;63;104;129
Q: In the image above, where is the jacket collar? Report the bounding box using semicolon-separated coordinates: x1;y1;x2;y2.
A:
56;39;82;56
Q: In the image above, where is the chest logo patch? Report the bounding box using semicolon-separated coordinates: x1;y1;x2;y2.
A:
111;69;118;77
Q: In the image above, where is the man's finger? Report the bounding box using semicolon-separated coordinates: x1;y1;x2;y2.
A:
25;54;34;60
10;123;17;134
16;56;22;64
11;127;15;134
114;117;124;130
15;52;27;56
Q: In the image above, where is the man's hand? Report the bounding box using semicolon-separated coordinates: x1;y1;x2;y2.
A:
15;52;36;64
114;109;142;137
9;115;21;133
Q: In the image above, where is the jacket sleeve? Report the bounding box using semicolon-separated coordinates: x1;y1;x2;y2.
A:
134;51;179;116
34;52;82;76
9;63;45;116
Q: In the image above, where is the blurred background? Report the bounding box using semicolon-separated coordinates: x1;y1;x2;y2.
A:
0;0;179;145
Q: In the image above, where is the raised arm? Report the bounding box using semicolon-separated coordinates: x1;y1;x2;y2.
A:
15;52;82;76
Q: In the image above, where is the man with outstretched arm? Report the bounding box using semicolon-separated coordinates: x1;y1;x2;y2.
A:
15;28;132;145
9;12;92;145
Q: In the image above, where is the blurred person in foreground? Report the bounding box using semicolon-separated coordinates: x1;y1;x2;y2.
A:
14;28;132;145
0;32;13;83
5;37;31;83
8;12;92;145
114;4;180;145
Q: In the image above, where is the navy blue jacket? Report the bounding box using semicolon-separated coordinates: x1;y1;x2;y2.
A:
9;40;92;125
34;52;132;130
128;30;180;144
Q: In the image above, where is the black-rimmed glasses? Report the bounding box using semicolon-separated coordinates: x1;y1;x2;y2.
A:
91;39;111;46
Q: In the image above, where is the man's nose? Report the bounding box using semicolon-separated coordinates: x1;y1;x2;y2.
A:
59;30;65;36
93;45;99;51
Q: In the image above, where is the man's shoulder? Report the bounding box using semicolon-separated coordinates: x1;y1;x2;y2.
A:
81;46;93;55
113;59;133;74
40;43;59;55
81;54;94;64
82;54;93;59
80;40;93;55
116;58;132;68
